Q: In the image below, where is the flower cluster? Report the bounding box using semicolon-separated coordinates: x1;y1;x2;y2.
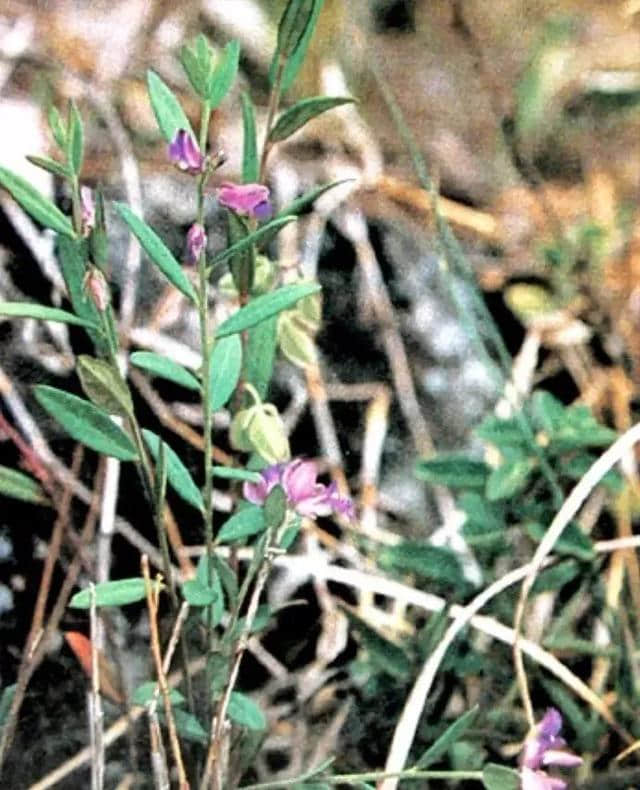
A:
520;709;582;790
243;458;354;521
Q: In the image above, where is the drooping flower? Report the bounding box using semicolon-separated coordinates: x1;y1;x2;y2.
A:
519;709;582;790
217;182;272;220
186;223;206;264
80;186;95;238
243;458;354;520
168;129;205;174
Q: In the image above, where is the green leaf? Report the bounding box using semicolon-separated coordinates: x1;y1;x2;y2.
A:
69;577;151;608
114;203;197;302
378;542;463;587
212;554;239;611
0;166;74;237
264;484;287;529
216;282;321;338
171;708;208;744
182;578;217;606
132;681;185;707
415;454;489;489
77;355;134;417
210;215;297;268
0;301;99;330
486;457;536;501
67;100;84;176
34;385;138;461
475;415;528;449
130;351;200;391
527;520;594;560
57;236;108;353
532;559;581;593
207;40;240;109
276;179;353;219
228;691;266;730
0;684;16;729
563;452;623;493
142;429;204;512
0;466;49;505
270;0;325;93
48;105;67;150
180;35;213;98
414;706;479;769
241;93;258;183
210;334;243;411
196;554;225;625
245;315;278;399
146;70;195;142
482;763;520;790
26;155;70;180
269;96;354;143
211;466;262;483
217;505;265;543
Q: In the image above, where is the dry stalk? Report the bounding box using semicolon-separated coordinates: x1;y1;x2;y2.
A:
89;584;105;790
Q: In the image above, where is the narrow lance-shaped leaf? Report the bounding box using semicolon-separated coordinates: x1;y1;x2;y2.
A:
0;466;49;506
210;334;243;411
270;0;325;93
241;92;258;183
269;96;354;143
77;355;134;418
216;505;265;543
146;70;195;142
276;179;354;220
207;40;240;109
228;692;266;730
115;203;197;303
209;215;296;268
0;301;99;330
130;351;200;391
67;100;84;176
245;315;278;399
34;385;138;462
69;578;152;608
142;429;204;512
0;166;74;238
216;282;321;338
212;466;262;483
48;105;67;150
26;155;71;180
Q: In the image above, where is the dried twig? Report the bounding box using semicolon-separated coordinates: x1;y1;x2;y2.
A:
89;584;105;790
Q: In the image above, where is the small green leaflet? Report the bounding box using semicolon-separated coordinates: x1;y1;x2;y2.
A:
0;301;99;330
34;385;138;462
69;577;152;608
0;466;49;506
67;100;84;176
26;155;70;180
241;92;258;183
481;763;520;790
269;96;354;143
171;708;208;744
210;215;296;268
415;454;489;489
486;458;536;501
270;0;325;93
180;34;214;98
210;334;242;411
142;429;204;512
0;166;74;238
216;282;321;338
207;40;240;109
132;681;185;707
48;105;67;150
114;203;197;302
413;706;479;769
212;466;262;483
130;351;200;391
77;355;134;418
0;684;16;729
182;578;217;606
146;70;195;142
228;691;266;730
245;315;278;399
216;505;265;543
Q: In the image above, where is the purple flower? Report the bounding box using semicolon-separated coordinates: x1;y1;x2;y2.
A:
80;186;95;238
217;182;272;220
168;130;205;174
186;223;206;264
243;459;354;520
520;710;582;790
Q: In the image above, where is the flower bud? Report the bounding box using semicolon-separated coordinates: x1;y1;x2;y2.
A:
84;266;110;312
186;223;206;264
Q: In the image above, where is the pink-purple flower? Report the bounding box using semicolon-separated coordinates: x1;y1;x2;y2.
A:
217;182;272;220
186;223;206;264
243;459;354;520
168;129;205;174
520;709;582;790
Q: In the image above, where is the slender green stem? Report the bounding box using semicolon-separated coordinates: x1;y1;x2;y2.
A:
258;56;286;183
240;768;485;789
